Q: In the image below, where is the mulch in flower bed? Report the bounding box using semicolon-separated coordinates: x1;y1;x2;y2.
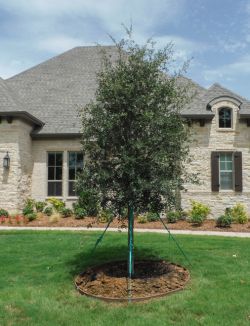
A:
3;214;250;233
75;260;190;302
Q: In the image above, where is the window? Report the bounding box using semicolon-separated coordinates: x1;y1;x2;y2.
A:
219;153;233;190
47;152;63;196
219;107;232;128
211;152;242;192
68;152;84;196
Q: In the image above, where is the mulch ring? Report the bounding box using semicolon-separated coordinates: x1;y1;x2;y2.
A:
75;260;190;302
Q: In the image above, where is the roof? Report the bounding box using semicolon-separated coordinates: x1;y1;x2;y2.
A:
182;82;250;118
5;46;118;135
0;46;249;137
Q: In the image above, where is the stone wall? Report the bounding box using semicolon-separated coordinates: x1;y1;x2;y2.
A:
181;100;250;217
0;119;33;212
31;138;82;207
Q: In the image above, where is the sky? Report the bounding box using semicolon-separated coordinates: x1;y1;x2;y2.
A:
0;0;250;98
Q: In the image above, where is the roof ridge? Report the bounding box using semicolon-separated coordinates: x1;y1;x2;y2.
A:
6;45;116;80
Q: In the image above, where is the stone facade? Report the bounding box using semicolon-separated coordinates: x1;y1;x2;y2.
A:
181;99;250;217
0;118;33;212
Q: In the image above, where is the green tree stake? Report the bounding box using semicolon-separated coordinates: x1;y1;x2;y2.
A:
128;206;134;279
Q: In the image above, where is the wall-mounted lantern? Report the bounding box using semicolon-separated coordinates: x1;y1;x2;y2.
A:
3;152;10;169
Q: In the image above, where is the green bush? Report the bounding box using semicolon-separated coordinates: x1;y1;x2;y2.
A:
77;189;100;216
26;212;37;221
189;200;210;226
0;208;9;217
46;198;65;212
146;212;158;222
74;207;87;219
230;203;248;224
22;198;35;216
35;201;47;212
216;214;232;228
60;208;73;218
137;214;147;224
44;207;53;216
167;211;181;223
22;206;34;216
97;209;113;223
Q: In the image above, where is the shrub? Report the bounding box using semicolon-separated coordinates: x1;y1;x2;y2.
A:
22;206;34;216
35;201;47;212
167;211;181;223
189;200;210;226
77;189;100;216
230;203;248;224
146;212;158;222
46;198;65;212
60;208;73;218
44;207;53;216
137;214;147;224
97;209;113;223
26;212;37;221
189;213;204;226
216;214;232;228
0;208;9;217
74;207;87;219
22;198;35;216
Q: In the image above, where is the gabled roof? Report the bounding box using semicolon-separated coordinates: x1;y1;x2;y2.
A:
1;46;249;136
5;46;118;135
182;82;250;118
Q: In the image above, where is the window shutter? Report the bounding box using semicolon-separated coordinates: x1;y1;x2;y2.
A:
234;152;242;192
211;152;220;192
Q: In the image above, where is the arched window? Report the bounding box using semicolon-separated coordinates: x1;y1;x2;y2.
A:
219;107;232;128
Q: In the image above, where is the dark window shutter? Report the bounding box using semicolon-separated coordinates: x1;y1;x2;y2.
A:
234;152;242;192
211;152;220;192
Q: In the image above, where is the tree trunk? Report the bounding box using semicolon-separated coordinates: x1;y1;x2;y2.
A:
128;205;134;279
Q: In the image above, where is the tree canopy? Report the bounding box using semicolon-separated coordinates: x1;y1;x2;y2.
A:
77;32;193;216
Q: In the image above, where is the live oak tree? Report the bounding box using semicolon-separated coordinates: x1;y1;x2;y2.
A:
77;32;193;278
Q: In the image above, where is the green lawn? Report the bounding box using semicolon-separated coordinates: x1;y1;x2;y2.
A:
0;231;249;326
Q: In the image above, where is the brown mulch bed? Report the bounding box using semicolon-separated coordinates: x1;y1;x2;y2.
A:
3;214;250;232
75;260;189;301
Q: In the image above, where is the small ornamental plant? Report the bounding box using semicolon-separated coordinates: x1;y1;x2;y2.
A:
35;201;47;212
60;208;73;218
46;198;65;212
26;212;37;222
230;203;248;224
0;216;6;224
145;212;158;222
137;214;148;224
74;207;87;219
189;200;210;226
0;208;9;218
97;209;114;223
216;214;232;228
44;206;53;216
167;211;181;223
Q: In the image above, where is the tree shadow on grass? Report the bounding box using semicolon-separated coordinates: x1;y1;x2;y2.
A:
67;243;164;277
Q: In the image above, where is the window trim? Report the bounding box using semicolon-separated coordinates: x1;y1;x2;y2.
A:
211;151;242;192
218;107;232;129
219;152;234;191
47;151;63;197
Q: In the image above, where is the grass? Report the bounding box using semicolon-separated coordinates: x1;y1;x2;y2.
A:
0;230;249;326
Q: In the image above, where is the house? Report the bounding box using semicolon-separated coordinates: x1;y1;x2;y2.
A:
0;46;250;217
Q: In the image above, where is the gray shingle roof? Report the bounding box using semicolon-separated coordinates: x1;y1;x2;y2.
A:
1;46;249;136
5;46;118;135
182;82;250;117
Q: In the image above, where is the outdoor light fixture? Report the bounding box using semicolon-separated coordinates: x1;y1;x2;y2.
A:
3;152;10;169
